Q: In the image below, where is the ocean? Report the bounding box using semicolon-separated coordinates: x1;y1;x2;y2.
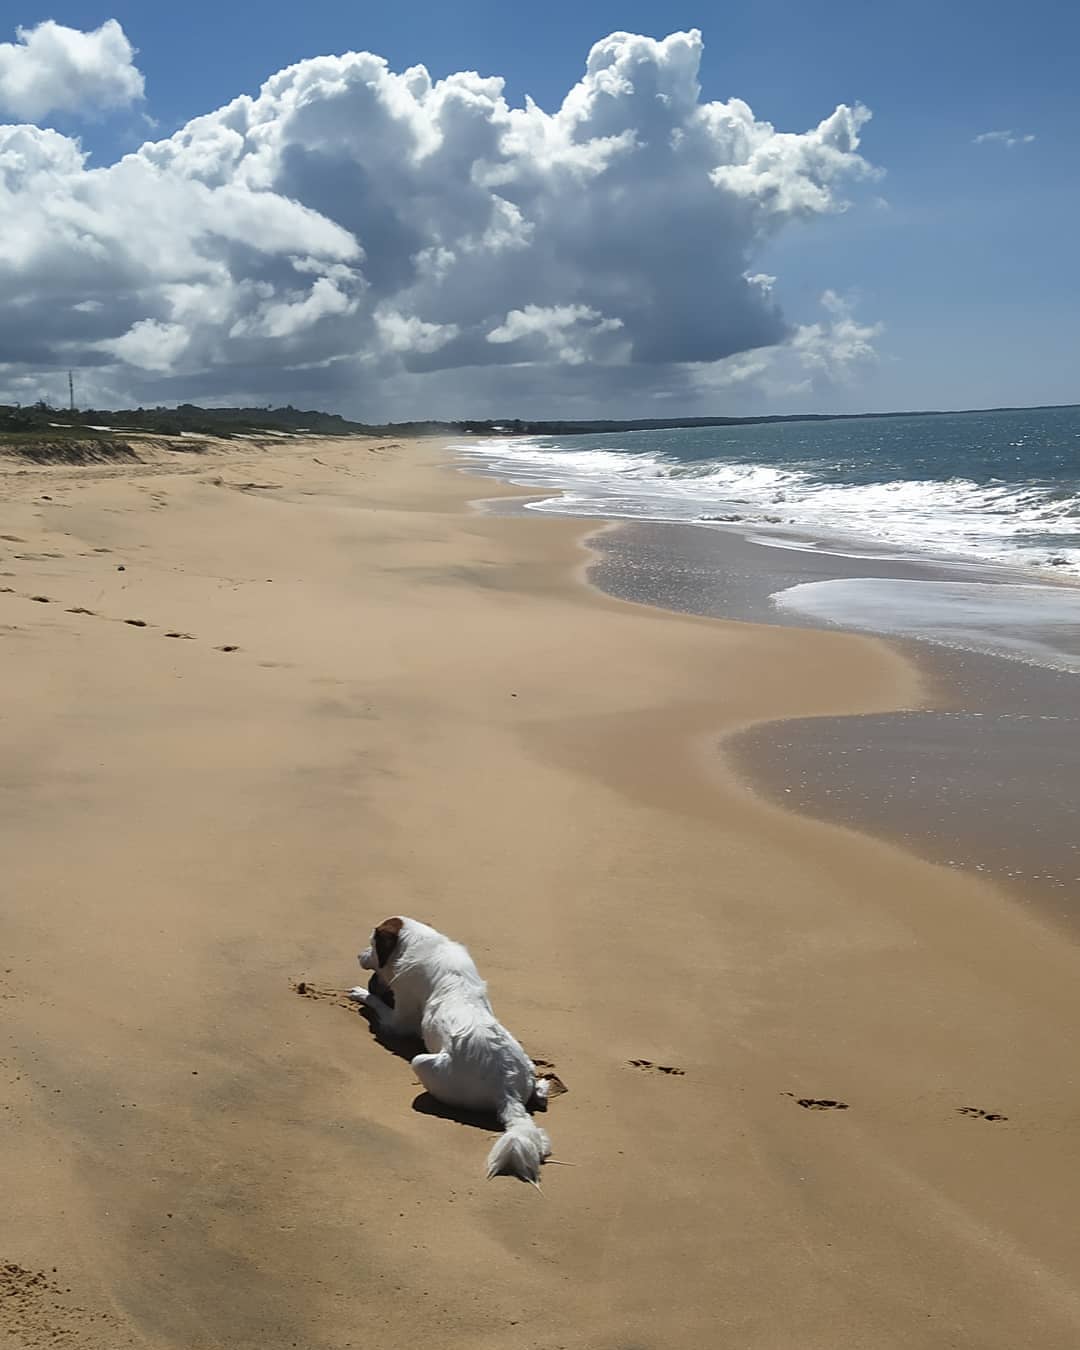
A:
457;404;1080;577
456;404;1080;674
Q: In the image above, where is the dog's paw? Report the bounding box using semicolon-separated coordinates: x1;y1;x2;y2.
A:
346;986;370;1003
534;1073;568;1102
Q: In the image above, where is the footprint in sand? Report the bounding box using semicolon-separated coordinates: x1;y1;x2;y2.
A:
628;1058;686;1076
957;1106;1008;1122
13;601;215;646
782;1092;849;1111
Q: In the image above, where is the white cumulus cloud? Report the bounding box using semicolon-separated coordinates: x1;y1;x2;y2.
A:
790;291;882;383
0;20;144;122
487;305;624;365
375;308;459;354
0;27;881;416
973;130;1035;148
101;318;188;372
684;291;882;405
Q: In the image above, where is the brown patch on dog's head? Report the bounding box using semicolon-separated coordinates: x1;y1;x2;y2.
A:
373;916;404;968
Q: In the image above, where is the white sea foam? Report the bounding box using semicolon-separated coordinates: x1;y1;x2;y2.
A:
456;438;1080;577
772;578;1080;672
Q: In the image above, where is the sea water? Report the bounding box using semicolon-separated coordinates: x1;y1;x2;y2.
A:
457;405;1080;670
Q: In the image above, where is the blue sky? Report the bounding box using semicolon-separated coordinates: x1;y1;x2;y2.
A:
1;2;1076;417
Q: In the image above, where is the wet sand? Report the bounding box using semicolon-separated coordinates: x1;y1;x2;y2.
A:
2;437;1080;1349
587;518;1080;918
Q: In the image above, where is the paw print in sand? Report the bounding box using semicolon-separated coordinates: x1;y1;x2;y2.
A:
783;1092;849;1110
628;1058;686;1076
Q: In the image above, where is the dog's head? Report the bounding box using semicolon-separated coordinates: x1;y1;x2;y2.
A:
359;916;405;972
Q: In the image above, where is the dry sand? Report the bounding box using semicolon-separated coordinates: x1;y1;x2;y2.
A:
1;435;1079;1349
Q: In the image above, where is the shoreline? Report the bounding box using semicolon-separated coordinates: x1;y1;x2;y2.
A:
460;457;1080;922
2;435;1080;1348
588;519;1080;921
455;410;1080;587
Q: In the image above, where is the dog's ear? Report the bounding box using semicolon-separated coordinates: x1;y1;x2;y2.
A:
373;916;404;968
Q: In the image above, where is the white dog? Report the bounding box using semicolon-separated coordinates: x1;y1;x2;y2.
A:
348;916;552;1184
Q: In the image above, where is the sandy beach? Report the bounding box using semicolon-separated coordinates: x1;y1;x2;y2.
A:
584;518;1080;920
3;434;1080;1350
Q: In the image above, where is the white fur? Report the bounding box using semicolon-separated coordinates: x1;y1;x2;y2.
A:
349;917;551;1183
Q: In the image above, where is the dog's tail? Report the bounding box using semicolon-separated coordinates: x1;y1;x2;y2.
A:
487;1098;551;1184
